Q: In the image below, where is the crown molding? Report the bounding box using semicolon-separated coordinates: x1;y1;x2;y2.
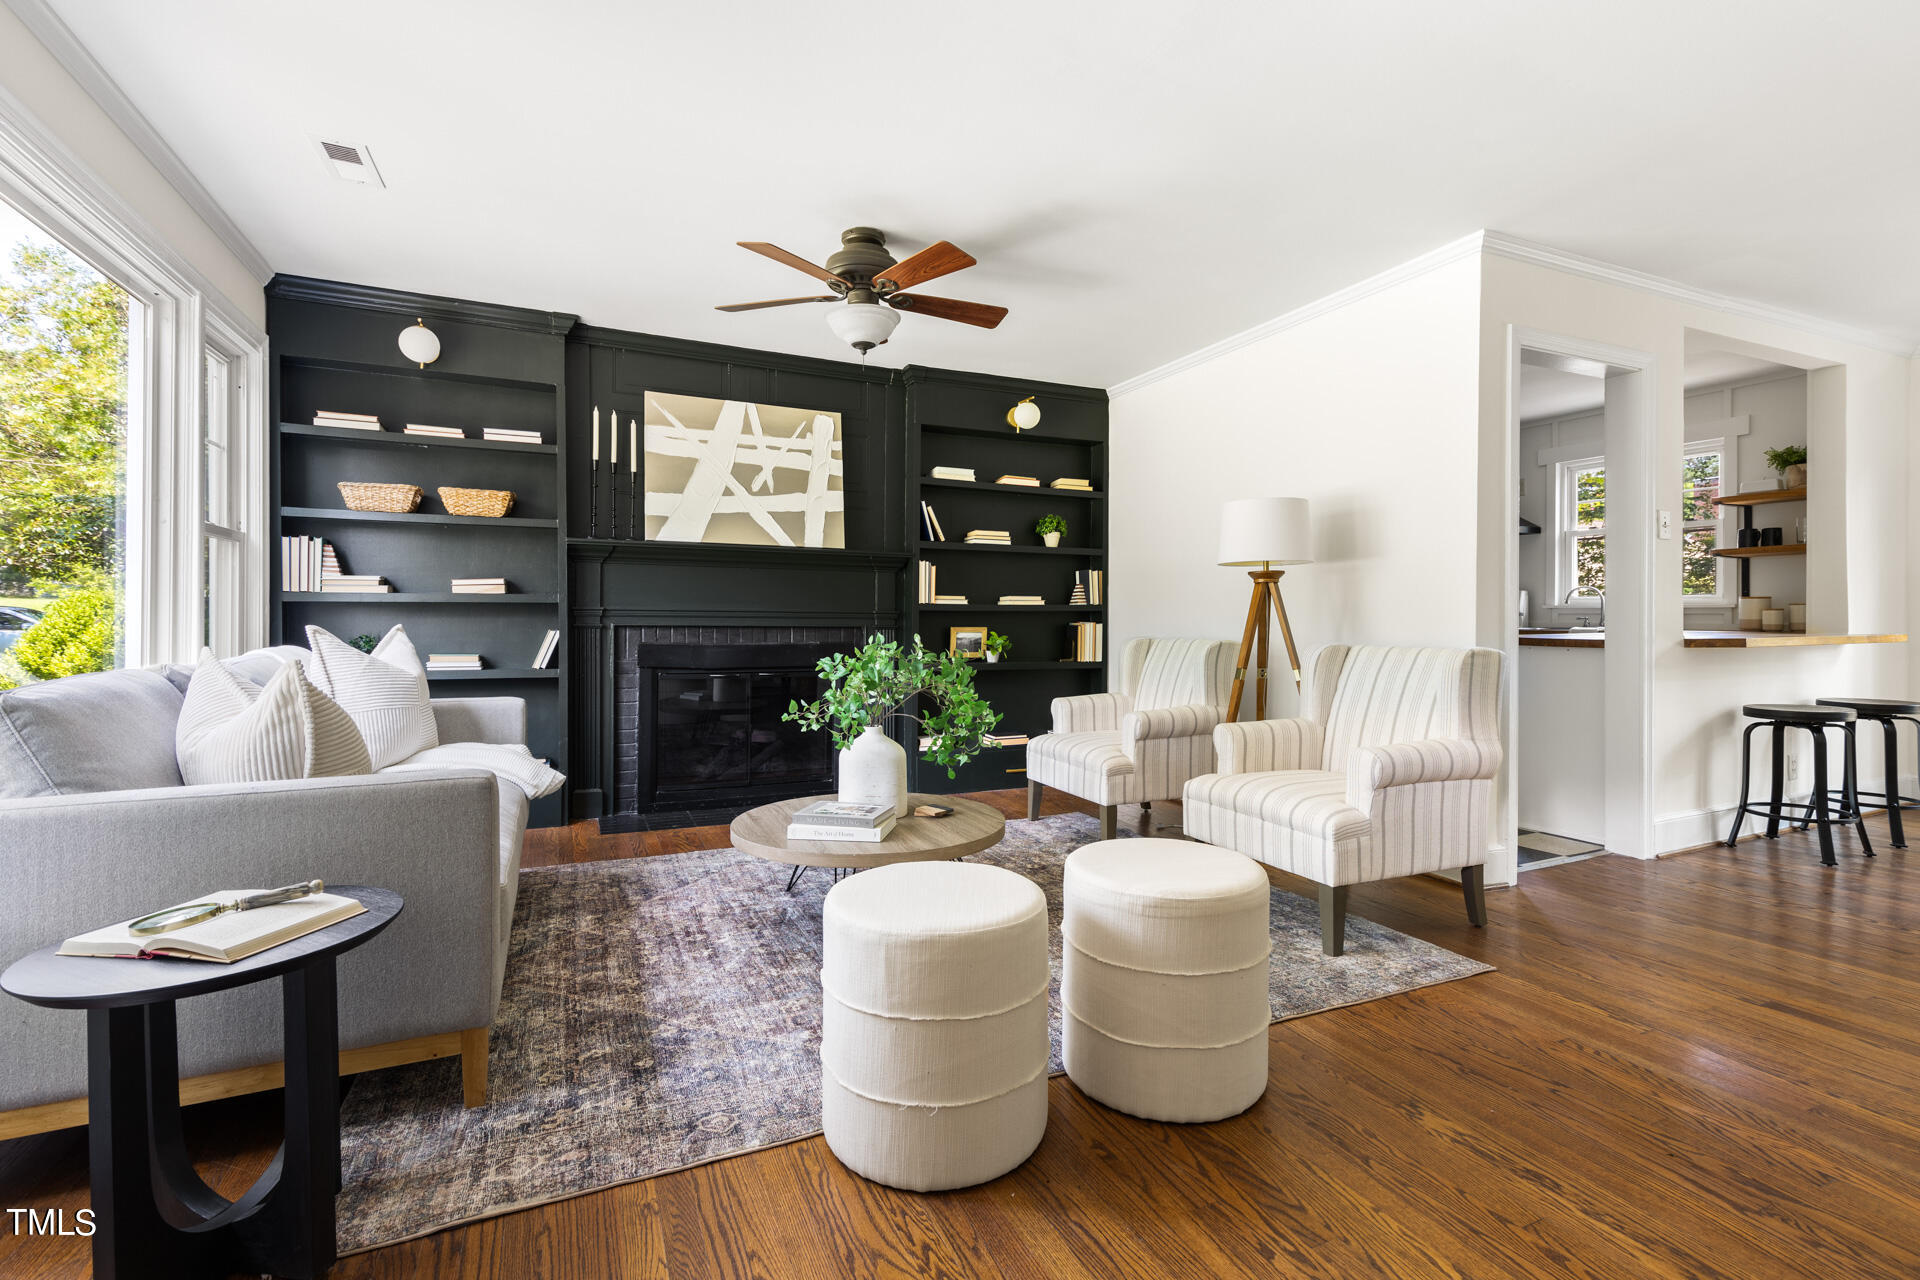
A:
4;0;272;285
269;274;578;336
1480;230;1918;358
1107;231;1488;397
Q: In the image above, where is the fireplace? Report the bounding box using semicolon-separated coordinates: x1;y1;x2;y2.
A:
613;625;876;820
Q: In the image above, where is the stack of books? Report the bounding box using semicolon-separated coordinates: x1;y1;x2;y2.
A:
984;732;1029;747
919;563;967;603
1050;477;1094;492
1070;621;1106;662
1073;568;1105;605
919;501;947;541
482;428;543;445
404;423;466;440
280;536;354;592
965;529;1012;545
996;474;1040;487
531;629;561;670
1069;582;1088;605
322;575;390;594
999;594;1046;606
451;577;507;594
785;800;896;843
930;466;976;482
313;410;381;431
426;653;483;672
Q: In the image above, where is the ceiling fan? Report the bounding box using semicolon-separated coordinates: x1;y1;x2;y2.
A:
716;227;1008;354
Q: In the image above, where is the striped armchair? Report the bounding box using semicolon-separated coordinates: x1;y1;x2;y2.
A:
1026;637;1235;839
1183;644;1504;956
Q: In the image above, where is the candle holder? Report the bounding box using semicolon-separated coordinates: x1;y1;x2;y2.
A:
588;458;599;539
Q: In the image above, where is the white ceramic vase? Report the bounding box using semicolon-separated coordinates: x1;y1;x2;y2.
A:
1042;531;1062;548
839;726;908;811
986;652;1001;663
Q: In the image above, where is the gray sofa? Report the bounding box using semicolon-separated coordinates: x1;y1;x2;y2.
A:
0;654;528;1135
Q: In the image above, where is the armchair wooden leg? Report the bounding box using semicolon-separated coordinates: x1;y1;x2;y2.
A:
1100;805;1118;841
461;1026;489;1108
1318;884;1348;957
1027;780;1043;820
1461;865;1488;928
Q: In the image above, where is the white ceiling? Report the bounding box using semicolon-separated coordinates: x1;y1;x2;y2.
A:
1519;352;1800;421
35;0;1920;387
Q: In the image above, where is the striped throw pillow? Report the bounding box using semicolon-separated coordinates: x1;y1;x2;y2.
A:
176;650;371;785
304;625;439;770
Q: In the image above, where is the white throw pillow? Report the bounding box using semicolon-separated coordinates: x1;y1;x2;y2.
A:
381;742;566;799
304;625;439;770
176;649;371;784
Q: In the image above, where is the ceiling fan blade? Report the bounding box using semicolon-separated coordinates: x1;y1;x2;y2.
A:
884;293;1008;329
714;296;840;312
737;242;848;287
874;241;975;293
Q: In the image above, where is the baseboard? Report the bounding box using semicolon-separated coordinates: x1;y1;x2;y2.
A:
1653;776;1917;855
0;1029;468;1142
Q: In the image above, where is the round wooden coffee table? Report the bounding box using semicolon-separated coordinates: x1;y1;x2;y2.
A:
731;793;1007;891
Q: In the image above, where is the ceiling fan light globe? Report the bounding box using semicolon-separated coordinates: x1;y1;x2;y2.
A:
827;301;901;353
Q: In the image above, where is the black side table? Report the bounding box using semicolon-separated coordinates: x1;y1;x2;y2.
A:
1;886;400;1280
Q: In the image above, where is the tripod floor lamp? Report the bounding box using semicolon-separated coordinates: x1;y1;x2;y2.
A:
1218;496;1312;722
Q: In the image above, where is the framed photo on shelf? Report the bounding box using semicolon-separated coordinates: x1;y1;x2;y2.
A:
949;626;988;660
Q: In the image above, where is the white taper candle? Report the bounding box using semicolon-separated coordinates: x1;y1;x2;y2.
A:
592;405;600;461
630;419;637;473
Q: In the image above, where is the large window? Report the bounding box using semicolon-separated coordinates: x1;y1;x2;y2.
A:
1555;456;1606;603
1681;439;1732;606
0;200;130;687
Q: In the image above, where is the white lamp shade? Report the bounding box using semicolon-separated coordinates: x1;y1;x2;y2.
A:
1218;497;1312;567
397;321;441;366
1009;399;1041;431
827;302;901;351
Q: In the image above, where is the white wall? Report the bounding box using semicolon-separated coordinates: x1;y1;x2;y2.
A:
1478;254;1911;855
0;3;262;323
1109;252;1485;723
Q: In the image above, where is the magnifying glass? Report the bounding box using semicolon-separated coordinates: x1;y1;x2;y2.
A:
128;880;326;936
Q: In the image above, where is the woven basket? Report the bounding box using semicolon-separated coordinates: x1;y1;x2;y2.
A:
438;486;515;518
337;481;423;513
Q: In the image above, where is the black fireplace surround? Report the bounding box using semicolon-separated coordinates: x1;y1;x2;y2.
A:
614;625;874;819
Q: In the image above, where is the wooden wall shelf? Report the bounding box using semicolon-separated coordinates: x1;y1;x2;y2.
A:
1681;632;1906;649
1715;485;1807;507
1709;544;1806;560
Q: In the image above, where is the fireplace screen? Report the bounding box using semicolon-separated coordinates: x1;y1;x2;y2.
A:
652;669;831;798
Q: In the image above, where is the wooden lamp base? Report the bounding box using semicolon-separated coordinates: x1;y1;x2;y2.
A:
1225;568;1303;722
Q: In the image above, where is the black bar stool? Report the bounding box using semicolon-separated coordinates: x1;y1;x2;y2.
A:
1724;704;1872;866
1816;697;1920;850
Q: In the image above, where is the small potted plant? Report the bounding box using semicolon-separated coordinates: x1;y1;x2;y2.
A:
1035;513;1067;548
1765;445;1807;490
984;631;1011;663
785;634;1000;810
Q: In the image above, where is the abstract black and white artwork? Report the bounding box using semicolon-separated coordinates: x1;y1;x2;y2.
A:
642;392;845;548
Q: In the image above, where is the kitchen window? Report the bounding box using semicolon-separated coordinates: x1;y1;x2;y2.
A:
1553;455;1606;611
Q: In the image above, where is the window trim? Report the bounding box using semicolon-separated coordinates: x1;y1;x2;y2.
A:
0;79;268;664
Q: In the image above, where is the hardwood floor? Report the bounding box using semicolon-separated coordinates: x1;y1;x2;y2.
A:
3;793;1917;1279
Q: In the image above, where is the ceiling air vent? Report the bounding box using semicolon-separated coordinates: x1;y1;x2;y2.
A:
312;137;384;187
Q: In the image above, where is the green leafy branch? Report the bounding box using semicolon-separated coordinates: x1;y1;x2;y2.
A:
783;634;1000;777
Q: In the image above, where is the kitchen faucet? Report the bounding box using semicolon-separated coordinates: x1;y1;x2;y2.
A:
1562;587;1606;628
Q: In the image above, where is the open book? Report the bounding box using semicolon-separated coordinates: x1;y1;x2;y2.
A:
59;890;367;963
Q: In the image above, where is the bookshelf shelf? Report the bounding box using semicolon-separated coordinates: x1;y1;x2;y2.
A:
920;477;1102;499
280;506;558;529
904;373;1109;795
270;279;572;827
276;593;560;604
280;422;555;454
918;541;1103;557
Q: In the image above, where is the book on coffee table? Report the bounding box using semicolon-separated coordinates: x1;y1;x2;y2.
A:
786;818;898;843
787;800;895;828
58;891;367;963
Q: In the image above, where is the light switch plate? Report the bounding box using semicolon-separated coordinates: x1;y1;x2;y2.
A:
1657;509;1673;539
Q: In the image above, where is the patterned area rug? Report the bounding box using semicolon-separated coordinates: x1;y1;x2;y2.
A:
334;813;1492;1252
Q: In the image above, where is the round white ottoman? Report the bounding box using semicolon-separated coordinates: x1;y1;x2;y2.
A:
819;861;1049;1191
1062;838;1272;1122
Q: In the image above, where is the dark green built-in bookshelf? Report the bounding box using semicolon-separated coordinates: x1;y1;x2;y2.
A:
266;277;579;826
902;369;1110;795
